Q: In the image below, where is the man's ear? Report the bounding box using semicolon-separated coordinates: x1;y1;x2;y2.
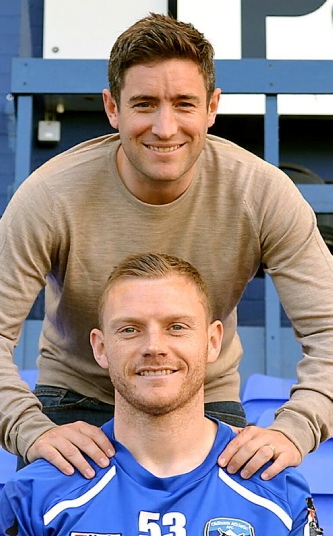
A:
207;320;223;364
90;328;109;370
102;89;119;130
207;88;221;128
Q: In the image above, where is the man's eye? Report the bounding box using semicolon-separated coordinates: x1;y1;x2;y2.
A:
171;324;184;331
178;102;194;108
135;102;151;108
120;327;137;333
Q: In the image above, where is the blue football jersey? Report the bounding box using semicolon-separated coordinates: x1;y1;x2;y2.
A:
0;419;315;536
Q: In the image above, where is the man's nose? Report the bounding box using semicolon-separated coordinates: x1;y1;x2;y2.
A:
141;329;167;357
151;105;178;139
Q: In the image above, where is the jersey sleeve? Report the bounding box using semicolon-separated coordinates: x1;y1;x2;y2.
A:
286;470;321;536
0;479;39;536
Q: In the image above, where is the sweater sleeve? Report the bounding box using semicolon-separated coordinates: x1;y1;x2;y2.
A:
247;163;333;456
0;173;59;458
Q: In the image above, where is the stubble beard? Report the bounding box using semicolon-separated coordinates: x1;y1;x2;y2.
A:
111;355;208;417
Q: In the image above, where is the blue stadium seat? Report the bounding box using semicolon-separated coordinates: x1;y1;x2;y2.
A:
241;374;295;424
255;407;276;427
19;368;38;390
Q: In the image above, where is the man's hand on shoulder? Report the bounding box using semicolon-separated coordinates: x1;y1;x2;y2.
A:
27;422;115;478
218;425;302;480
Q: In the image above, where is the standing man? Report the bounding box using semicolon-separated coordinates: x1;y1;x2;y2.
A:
0;254;319;536
0;13;332;481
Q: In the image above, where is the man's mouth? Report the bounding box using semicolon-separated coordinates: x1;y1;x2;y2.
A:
146;145;182;153
139;369;175;376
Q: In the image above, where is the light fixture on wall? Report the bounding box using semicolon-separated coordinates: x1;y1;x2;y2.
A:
37;105;64;144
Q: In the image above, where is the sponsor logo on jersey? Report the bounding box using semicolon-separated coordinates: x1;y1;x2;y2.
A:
205;517;255;536
70;533;122;536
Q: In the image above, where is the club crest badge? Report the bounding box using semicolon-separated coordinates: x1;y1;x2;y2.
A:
204;517;255;536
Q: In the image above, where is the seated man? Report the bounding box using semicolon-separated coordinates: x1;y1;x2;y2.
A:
0;253;321;535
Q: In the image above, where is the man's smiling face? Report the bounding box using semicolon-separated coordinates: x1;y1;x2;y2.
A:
91;274;220;415
103;59;220;204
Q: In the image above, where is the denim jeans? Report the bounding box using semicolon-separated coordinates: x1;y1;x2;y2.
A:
17;386;246;469
33;385;115;426
204;401;247;428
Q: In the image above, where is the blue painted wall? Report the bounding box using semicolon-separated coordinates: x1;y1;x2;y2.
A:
0;0;20;215
0;0;43;216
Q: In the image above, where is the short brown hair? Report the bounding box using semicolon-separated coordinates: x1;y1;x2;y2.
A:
98;253;212;327
108;12;216;106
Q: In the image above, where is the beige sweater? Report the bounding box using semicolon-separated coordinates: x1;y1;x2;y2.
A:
1;134;333;459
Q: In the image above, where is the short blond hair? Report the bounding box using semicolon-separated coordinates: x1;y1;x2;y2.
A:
98;253;212;327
